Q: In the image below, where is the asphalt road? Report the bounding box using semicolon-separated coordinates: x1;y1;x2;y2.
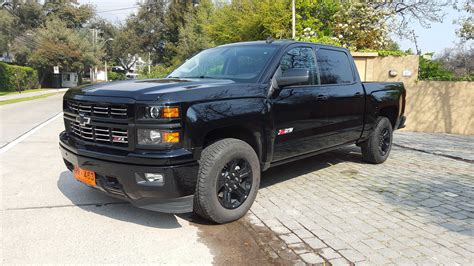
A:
0;93;64;148
0;96;279;264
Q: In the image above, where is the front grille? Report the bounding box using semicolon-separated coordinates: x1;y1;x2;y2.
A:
67;101;128;119
70;121;128;145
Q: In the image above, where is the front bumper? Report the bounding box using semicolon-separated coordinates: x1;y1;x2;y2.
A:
60;132;199;213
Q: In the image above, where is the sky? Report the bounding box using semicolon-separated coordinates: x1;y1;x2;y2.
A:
78;0;469;55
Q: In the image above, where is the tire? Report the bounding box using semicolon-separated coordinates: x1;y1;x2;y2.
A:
360;117;393;164
193;138;260;224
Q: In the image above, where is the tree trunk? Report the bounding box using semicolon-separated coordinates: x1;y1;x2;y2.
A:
39;70;47;88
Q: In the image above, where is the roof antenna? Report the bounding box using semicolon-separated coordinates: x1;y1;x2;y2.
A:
266;36;274;44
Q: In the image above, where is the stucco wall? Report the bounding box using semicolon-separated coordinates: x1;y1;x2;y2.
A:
352;54;419;84
404;81;474;135
352;53;473;135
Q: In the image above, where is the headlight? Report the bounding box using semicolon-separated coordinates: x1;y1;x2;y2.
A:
140;106;180;119
137;129;180;145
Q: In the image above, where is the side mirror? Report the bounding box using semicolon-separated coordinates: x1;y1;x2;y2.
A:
276;68;309;87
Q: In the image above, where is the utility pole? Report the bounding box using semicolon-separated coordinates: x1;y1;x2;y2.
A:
292;0;296;40
148;52;151;74
104;38;114;82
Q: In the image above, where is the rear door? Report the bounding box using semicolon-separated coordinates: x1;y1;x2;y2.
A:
271;45;330;162
315;47;365;146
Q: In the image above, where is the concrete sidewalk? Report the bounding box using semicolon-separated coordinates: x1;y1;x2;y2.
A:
0;88;68;101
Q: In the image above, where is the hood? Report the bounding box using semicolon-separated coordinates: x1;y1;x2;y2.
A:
67;78;267;102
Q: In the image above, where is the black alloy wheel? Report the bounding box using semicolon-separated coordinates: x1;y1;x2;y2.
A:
360;117;393;164
379;127;391;156
216;159;253;209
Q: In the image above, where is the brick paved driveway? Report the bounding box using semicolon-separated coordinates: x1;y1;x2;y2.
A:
247;132;473;265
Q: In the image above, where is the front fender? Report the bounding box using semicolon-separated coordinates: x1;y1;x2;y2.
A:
184;98;269;151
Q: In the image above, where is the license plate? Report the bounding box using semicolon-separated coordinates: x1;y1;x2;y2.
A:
74;166;96;187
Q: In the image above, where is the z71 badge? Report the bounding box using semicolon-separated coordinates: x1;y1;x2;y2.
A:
277;128;294;135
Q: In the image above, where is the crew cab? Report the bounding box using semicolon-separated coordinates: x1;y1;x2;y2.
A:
60;41;406;223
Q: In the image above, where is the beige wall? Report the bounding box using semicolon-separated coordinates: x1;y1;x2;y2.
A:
351;53;474;135
352;53;419;84
404;81;474;135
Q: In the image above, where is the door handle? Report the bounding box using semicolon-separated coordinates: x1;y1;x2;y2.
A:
317;94;328;100
354;92;362;96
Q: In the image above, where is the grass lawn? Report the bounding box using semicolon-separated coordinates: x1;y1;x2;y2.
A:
0;92;61;105
0;88;53;96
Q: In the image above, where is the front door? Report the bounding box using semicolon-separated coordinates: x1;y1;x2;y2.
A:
270;46;330;162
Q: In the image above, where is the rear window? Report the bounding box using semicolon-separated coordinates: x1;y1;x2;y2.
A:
316;49;354;84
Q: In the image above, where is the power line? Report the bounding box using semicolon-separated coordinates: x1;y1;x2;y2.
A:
96;5;140;14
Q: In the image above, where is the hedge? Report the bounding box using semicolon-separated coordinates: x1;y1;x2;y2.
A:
0;62;40;92
108;71;126;81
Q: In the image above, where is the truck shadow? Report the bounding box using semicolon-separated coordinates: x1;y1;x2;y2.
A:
57;171;183;229
56;146;365;229
261;146;365;188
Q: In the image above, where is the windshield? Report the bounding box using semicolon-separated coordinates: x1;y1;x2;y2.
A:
169;45;278;83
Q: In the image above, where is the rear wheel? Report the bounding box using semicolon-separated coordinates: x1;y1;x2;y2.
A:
360;117;393;164
193;138;260;224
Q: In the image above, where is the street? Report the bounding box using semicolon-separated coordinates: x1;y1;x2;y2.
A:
1;97;473;264
0;97;279;264
0;93;64;148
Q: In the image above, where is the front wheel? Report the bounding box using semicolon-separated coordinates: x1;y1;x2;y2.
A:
193;138;260;224
360;117;393;164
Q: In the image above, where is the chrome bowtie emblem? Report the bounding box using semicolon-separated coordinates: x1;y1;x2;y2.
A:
76;114;91;126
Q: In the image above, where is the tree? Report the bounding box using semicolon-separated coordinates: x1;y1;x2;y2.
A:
127;0;168;64
295;0;340;38
332;3;391;50
89;18;119;66
207;0;291;45
26;19;103;83
43;0;95;29
162;0;195;63
454;1;473;41
174;0;214;62
0;10;16;54
297;2;395;51
419;54;454;80
0;1;43;55
110;27;142;73
371;1;449;38
436;43;473;78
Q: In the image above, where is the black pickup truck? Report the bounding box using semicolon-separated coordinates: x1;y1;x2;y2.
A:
60;40;406;223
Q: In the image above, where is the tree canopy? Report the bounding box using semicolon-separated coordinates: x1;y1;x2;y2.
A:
1;0;468;82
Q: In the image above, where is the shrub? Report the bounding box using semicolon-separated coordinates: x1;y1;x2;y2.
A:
0;63;39;92
108;71;126;81
139;64;176;79
419;57;455;81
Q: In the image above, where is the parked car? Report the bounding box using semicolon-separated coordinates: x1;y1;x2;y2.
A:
60;40;406;223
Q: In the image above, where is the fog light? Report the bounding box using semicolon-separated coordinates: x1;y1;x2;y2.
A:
136;173;164;186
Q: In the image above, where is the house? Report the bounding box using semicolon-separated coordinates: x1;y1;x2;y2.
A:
61;72;78;87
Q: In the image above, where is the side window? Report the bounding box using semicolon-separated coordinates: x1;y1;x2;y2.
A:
280;47;317;85
316;49;354;84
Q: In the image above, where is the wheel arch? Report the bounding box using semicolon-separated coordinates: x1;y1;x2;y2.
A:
202;125;264;163
379;105;399;128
